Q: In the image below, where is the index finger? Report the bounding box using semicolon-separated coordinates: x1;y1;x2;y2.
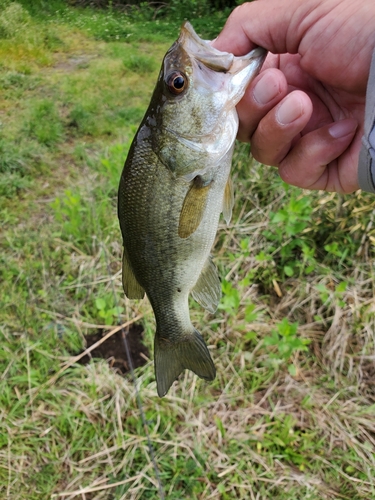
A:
212;0;314;55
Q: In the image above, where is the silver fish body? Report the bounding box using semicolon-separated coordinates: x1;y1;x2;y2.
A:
118;22;266;397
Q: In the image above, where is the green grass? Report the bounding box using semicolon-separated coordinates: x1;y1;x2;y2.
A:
1;2;375;499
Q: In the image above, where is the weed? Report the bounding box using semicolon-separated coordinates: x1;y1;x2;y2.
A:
263;318;310;375
0;138;44;200
50;188;107;252
99;141;132;194
0;70;40;92
265;185;317;279
220;279;241;314
0;2;31;39
68;102;101;136
95;296;123;325
16;0;68;17
0;171;31;197
168;0;211;21
122;53;156;73
24;99;64;146
316;279;348;308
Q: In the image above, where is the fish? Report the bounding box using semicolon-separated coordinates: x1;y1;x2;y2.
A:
118;21;266;397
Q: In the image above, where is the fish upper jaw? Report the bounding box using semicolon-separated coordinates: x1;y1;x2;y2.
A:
179;21;267;105
178;21;234;73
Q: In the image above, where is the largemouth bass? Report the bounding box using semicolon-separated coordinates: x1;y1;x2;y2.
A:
118;22;266;397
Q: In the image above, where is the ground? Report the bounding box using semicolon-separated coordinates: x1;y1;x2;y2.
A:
79;323;149;374
1;2;375;499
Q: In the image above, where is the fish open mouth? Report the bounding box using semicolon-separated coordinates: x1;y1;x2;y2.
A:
178;21;267;79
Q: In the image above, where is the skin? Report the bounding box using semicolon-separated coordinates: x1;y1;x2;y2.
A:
212;0;375;193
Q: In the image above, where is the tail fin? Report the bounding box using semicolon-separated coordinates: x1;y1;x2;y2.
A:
154;329;216;397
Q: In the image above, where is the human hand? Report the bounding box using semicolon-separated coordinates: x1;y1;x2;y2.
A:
213;0;375;193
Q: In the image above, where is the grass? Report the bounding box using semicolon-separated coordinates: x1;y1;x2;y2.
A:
1;1;375;499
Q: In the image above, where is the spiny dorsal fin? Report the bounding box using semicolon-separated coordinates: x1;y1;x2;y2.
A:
191;256;221;313
178;176;212;239
122;249;145;299
222;176;234;225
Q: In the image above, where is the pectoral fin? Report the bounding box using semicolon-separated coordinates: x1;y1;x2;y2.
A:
222;176;234;225
178;176;212;239
122;249;145;299
191;256;222;313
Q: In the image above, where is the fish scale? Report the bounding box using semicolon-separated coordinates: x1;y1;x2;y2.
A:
118;21;266;397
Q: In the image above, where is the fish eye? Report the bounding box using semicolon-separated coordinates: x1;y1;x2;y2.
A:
166;71;187;95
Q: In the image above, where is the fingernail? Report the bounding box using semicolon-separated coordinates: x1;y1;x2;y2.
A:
329;120;357;139
253;72;281;105
276;95;304;125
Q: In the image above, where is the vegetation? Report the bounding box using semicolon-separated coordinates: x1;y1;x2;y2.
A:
1;1;375;499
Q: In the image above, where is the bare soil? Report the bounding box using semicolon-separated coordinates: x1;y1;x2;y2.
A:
78;323;149;374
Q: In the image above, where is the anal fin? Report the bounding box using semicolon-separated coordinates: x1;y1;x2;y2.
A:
122;249;145;299
191;256;221;313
